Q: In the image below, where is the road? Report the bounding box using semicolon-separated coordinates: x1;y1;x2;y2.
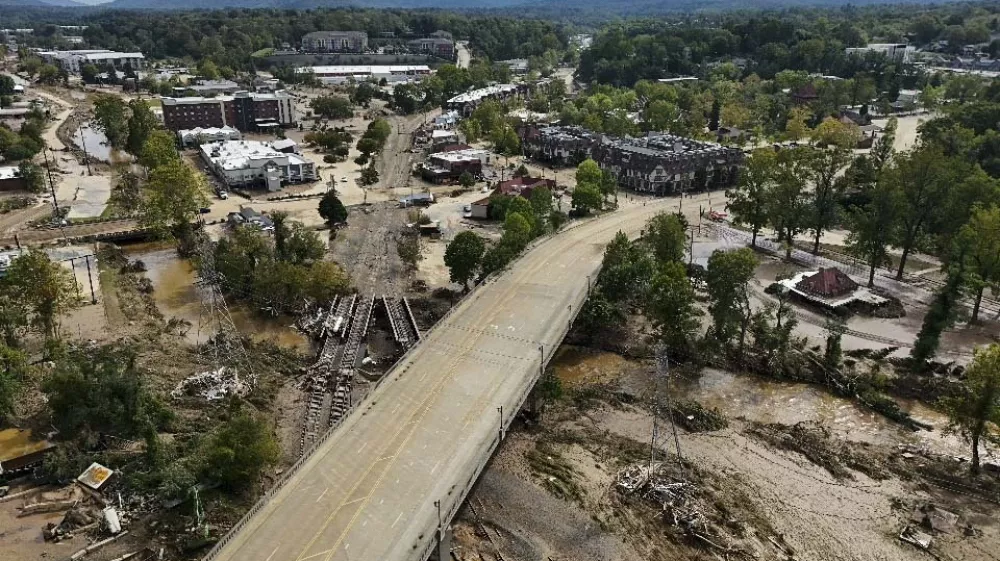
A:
206;196;683;561
456;41;471;69
374;109;440;193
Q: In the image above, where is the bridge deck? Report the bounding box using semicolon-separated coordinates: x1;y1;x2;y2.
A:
207;200;672;561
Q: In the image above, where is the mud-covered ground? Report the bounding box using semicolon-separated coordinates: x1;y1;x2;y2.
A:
452;347;1000;561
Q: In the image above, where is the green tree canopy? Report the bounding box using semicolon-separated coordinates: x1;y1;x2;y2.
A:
644;212;687;265
201;408;280;492
4;250;77;340
942;343;1000;474
445;231;487;289
318;191;348;225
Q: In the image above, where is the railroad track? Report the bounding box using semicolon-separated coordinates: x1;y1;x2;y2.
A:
383;295;420;349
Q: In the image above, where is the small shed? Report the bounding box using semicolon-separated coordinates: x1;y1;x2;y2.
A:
272;138;298;154
470;196;491;219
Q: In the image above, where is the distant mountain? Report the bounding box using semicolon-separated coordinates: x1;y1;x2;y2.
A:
0;0;88;6
97;0;967;10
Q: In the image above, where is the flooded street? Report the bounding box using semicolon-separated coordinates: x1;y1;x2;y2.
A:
126;243;312;352
551;345;984;461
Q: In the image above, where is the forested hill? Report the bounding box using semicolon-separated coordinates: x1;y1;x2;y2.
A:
1;0;970;13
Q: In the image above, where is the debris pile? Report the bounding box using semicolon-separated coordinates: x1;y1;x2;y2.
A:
900;503;963;551
615;462;786;559
171;367;250;401
673;400;729;432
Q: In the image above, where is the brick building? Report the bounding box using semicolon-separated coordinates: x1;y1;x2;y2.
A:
302;31;368;53
407;37;455;59
160;91;294;133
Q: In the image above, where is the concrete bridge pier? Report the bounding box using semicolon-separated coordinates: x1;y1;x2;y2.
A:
430;525;452;561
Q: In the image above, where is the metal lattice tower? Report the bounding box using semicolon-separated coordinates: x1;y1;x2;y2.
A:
648;345;683;470
194;237;256;390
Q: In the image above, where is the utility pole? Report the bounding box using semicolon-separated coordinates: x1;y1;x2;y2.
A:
42;148;60;218
78;126;92;175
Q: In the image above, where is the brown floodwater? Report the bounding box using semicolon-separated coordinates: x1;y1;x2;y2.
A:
550;345;977;460
124;243;311;352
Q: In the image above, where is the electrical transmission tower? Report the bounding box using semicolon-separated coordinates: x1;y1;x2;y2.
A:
194;236;256;392
648;344;683;471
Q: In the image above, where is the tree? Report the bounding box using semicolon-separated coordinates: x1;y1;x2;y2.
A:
784;106;812;141
92;94;129;149
846;178;901;287
709;98;721;131
529;186;553;220
4;250;77;340
138;129;179;170
127;99;160;157
597;231;655;304
273;213;325;265
318;191;348;225
890;146;963;279
109;168;142;217
0;344;27;423
912;263;966;364
805;145;853;254
202;408;280;492
706;248;757;360
646;262;702;356
142;160;208;237
644;212;686;264
311;95;353;119
727;148;776;247
502;212;532;251
571;183;602;215
197;59;220;80
767;149;810;259
0;75;14;96
17;161;45;193
397;231;422;271
490;123;520;159
942;343;1000;474
42;344;168;440
444;231;486;289
960;205;1000;323
459;171;476;189
575;158;602;187
360;166;379;186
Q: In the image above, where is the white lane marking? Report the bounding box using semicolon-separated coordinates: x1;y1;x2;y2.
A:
298;548;332;561
316;487;329;503
357;442;368;454
265;545;282;561
391;512;404;528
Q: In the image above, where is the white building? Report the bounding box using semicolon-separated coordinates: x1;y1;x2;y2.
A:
845;43;915;63
297;65;431;85
37;49;145;74
200;140;316;191
177;126;242;147
445;84;526;115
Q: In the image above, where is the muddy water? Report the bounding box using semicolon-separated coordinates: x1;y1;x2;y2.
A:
551;346;974;459
72;123;117;163
124;243;311;352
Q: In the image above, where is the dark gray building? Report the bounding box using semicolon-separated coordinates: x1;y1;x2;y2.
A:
520;125;744;195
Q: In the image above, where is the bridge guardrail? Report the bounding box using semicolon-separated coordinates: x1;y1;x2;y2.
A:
199;207;624;561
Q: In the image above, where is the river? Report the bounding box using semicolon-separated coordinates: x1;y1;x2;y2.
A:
550;345;975;460
71;122;116;163
124;243;311;352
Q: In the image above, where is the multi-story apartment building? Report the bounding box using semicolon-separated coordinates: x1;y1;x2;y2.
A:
160;91;295;132
520;126;743;195
444;84;528;116
37;49;145;74
301;31;369;53
592;133;744;195
407;37;454;59
519;125;599;166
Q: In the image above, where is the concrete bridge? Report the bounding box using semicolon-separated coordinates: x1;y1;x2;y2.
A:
203;198;676;561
